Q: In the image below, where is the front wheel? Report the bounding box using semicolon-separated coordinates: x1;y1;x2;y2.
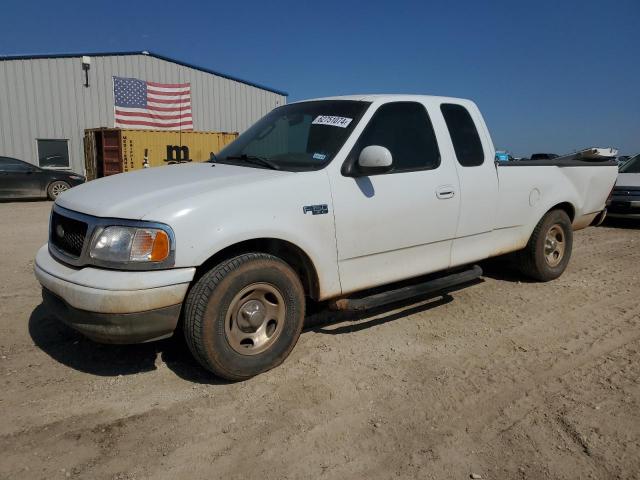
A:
183;253;305;380
47;181;70;200
518;209;573;281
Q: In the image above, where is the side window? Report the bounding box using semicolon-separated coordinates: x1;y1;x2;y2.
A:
352;102;440;173
0;157;32;172
440;104;484;167
37;139;70;169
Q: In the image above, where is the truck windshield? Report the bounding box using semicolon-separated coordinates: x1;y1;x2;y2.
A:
213;100;370;172
620;154;640;173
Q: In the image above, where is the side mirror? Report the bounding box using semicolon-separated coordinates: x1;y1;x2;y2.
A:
341;145;393;177
358;145;393;170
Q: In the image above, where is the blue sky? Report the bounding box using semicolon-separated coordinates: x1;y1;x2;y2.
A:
1;0;638;156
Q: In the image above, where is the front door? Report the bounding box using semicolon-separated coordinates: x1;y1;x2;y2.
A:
330;101;460;295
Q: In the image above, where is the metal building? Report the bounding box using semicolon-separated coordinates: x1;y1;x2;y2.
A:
0;51;288;173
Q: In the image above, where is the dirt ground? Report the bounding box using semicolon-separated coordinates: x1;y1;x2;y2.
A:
0;201;638;480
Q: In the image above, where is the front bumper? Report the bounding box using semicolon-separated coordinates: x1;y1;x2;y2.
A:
607;199;640;219
34;245;196;343
42;288;182;343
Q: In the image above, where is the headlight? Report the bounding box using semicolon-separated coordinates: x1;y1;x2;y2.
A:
90;226;171;264
68;175;84;180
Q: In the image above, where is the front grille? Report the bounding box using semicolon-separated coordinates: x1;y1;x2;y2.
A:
613;186;640;198
50;211;88;258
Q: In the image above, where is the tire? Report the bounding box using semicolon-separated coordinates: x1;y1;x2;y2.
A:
517;209;573;281
183;253;305;380
47;181;70;200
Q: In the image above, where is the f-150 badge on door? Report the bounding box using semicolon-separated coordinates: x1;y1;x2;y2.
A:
303;204;329;215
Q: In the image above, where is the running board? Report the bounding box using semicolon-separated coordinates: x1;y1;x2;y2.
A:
330;265;483;311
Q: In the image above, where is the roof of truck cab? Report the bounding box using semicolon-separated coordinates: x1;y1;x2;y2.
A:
294;94;474;104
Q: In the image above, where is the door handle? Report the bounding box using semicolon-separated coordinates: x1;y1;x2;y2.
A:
436;185;456;199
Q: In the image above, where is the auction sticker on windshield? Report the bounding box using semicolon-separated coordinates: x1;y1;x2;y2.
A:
312;116;353;128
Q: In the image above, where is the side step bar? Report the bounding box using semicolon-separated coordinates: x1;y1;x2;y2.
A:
330;265;483;311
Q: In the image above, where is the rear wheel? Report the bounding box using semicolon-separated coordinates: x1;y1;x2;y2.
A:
518;209;573;281
47;181;70;200
183;253;305;380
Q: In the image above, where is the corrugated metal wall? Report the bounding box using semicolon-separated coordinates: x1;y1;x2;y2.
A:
0;53;287;173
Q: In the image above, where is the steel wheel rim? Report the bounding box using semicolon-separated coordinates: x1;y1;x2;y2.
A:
224;282;286;355
544;224;565;267
51;183;68;198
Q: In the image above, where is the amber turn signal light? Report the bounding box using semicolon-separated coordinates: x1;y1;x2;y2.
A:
150;230;170;261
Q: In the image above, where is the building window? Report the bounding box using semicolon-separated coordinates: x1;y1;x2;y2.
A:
37;139;70;169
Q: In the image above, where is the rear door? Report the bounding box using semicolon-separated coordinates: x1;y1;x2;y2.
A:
330;101;461;294
0;157;44;198
0;157;13;198
439;103;499;266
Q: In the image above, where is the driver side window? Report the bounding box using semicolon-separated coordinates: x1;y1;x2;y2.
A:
350;102;441;174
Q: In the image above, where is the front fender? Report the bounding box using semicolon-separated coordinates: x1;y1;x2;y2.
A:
194;229;340;300
144;170;342;299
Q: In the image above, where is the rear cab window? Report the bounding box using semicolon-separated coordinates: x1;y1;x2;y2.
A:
348;101;441;174
440;104;485;167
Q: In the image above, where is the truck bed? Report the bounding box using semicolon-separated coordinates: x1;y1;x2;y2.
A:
499;159;617;167
468;159;620;266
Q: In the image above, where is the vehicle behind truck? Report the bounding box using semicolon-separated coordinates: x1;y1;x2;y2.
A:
34;94;618;380
608;153;640;219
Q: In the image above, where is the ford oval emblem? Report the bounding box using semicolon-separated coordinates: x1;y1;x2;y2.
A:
56;225;65;238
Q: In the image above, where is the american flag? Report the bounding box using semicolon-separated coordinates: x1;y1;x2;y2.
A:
113;76;193;130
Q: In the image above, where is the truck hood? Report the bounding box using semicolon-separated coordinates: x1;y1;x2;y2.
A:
615;173;640;188
56;163;293;219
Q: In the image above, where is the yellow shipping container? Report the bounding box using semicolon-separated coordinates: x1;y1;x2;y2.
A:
84;128;238;180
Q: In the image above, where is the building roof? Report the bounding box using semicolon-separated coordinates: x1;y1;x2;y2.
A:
0;50;288;96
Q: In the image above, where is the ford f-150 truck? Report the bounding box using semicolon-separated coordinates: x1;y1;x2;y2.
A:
34;95;618;380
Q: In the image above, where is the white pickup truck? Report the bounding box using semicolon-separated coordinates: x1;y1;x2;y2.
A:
35;95;617;380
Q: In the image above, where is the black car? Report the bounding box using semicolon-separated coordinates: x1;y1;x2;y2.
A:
0;156;85;200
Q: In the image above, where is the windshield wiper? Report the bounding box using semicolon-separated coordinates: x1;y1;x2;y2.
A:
223;154;280;170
